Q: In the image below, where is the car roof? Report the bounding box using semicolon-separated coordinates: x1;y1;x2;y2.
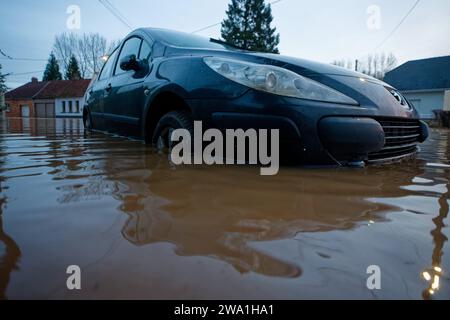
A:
139;27;238;51
141;27;200;42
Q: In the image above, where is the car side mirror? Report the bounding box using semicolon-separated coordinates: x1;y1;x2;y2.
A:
120;54;141;72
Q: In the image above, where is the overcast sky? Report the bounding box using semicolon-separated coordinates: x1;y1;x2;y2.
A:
1;0;450;88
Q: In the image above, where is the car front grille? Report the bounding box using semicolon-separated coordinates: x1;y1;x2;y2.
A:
368;118;421;163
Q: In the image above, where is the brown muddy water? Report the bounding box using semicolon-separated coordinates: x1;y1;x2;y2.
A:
0;117;449;300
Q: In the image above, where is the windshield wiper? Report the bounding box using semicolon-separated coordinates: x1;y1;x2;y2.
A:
209;38;248;51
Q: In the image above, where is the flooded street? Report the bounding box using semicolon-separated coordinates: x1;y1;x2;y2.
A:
0;117;449;300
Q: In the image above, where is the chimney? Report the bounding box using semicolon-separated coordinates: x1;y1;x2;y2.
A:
31;77;38;83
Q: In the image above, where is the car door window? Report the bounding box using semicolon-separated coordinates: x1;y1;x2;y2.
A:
139;41;152;62
98;48;118;81
115;37;142;76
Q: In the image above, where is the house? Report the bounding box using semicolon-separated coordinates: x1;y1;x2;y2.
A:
5;78;91;118
384;56;450;119
3;78;47;118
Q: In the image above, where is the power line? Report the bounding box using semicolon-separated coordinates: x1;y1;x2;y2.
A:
191;22;222;35
1;47;49;62
105;0;132;25
1;50;113;64
0;48;13;60
98;0;132;30
6;70;45;77
369;0;421;54
104;0;134;28
191;0;284;34
0;57;47;62
98;0;133;30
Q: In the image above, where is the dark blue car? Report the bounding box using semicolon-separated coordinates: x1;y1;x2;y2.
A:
84;28;429;165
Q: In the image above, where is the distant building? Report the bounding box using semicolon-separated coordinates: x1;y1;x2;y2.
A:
3;78;45;118
4;78;91;118
384;56;450;119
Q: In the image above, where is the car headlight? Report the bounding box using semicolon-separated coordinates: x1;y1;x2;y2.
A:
204;57;358;105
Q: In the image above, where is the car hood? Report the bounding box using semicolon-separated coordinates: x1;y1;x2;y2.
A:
248;53;414;116
170;46;388;84
169;46;415;116
249;52;385;83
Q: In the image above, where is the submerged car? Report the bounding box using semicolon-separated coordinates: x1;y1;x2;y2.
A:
84;27;429;165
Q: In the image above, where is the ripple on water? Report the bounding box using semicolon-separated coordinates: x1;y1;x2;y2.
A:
0;117;449;299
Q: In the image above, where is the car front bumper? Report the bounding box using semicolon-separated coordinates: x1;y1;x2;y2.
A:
188;90;429;166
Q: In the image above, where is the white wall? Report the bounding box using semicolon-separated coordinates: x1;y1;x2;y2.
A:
444;90;450;111
402;91;445;119
55;97;84;118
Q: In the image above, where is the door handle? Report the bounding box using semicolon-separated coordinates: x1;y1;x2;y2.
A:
105;84;112;93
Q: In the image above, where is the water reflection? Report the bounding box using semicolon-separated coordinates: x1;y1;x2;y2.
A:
50;137;430;278
421;184;448;299
0;178;21;300
0;117;449;299
118;166;414;278
5;117;83;137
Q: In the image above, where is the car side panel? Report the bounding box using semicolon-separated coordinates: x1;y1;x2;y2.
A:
103;72;146;138
87;79;109;130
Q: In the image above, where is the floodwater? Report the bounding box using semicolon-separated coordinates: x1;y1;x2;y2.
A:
0;117;449;300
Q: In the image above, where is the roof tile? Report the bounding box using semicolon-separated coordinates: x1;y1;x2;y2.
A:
6;79;91;100
5;81;48;100
384;56;450;91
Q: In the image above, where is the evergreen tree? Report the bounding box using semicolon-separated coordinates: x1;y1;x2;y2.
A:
0;63;8;93
65;55;82;80
43;53;62;81
221;0;280;53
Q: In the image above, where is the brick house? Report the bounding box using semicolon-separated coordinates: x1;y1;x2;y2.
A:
4;78;47;118
5;78;91;118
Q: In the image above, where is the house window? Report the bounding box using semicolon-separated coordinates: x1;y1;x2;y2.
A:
62;101;66;113
76;101;80;113
20;105;30;118
69;101;73;113
6;103;11;112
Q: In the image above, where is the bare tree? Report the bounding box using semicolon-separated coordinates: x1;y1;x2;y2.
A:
81;33;107;77
107;39;122;55
331;52;398;80
53;33;71;70
380;52;386;77
53;33;121;79
371;52;398;79
346;59;354;71
367;54;373;77
332;60;346;68
385;53;398;73
373;53;380;79
54;33;86;77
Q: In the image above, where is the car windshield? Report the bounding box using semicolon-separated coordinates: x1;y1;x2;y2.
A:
150;29;237;50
